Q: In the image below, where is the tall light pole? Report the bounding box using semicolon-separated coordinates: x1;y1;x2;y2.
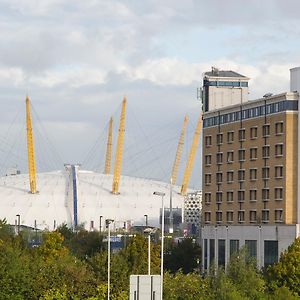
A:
16;214;20;235
169;178;174;234
144;227;156;275
106;219;114;300
100;215;103;233
153;191;165;300
144;214;148;226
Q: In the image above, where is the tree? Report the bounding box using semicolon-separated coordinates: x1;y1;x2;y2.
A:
267;237;300;296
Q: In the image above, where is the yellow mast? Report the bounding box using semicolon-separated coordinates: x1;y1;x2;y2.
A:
104;117;113;174
112;97;127;194
180;113;202;195
26;96;37;194
171;115;188;185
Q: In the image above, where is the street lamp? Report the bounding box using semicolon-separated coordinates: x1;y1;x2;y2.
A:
144;214;148;227
153;191;165;300
106;219;114;300
16;214;20;235
100;215;103;233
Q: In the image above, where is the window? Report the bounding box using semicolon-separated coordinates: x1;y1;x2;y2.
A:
204;193;211;204
230;240;239;256
250;148;258;160
216;153;223;164
217;133;223;145
275;166;283;178
216;172;223;183
227;211;233;223
216;211;222;223
205;135;212;147
262;146;270;158
239;129;246;141
275;209;283;222
262;167;270;179
227;131;234;143
238;169;245;181
249;169;257;181
205;174;212;185
250;210;257;223
262;188;270;201
238;210;245;223
262;210;269;223
216;192;222;203
227;171;234;183
218;239;226;267
227;191;234;203
238;149;245;161
264;241;278;267
275;144;283;157
250;127;258;139
262;124;270;137
250;189;257;201
275;122;283;135
209;240;215;266
205;155;212;165
245;240;257;259
275;187;283;200
204;212;211;223
238;190;245;202
227;151;234;163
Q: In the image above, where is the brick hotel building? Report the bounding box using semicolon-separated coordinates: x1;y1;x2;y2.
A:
201;67;300;270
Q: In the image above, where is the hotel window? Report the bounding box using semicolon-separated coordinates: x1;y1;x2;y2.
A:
238;190;245;202
275;209;283;222
230;240;239;256
275;166;283;178
249;210;257;223
239;129;246;141
227;171;234;183
227;131;234;143
262;124;270;137
262;146;270;158
227;151;234;163
205;135;212;147
205;154;212;166
245;240;257;259
238;169;245;181
238;149;245;161
216;192;223;203
275;122;284;135
250;148;258;160
227;211;233;223
238;210;245;223
250;189;257;201
217;133;223;145
262;167;270;179
250;127;258;139
249;168;257;181
216;211;222;223
262;210;269;223
262;188;270;201
275;144;283;157
227;191;234;203
204;193;211;204
216;153;223;164
205;174;212;185
204;212;211;223
216;172;223;183
275;187;283;200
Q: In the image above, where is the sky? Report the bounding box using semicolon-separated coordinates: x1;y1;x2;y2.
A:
0;0;300;189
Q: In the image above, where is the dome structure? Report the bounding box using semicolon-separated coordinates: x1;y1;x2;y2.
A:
0;165;186;231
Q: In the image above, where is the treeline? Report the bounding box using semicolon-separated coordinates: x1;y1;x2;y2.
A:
0;219;299;299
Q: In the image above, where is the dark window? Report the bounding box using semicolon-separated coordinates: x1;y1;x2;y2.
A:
227;151;234;163
264;241;278;267
216;172;223;183
218;239;226;267
238;170;245;181
250;190;257;201
227;171;234;183
227;191;234;203
250;169;257;180
227;211;233;222
275;187;283;200
204;193;211;204
217;133;223;145
216;192;222;203
245;240;257;260
204;239;208;270
239;129;246;141
238;149;245;161
262;146;270;158
209;239;215;266
227;131;234;143
205;155;212;165
216;153;223;164
238;190;245;202
275;144;283;157
262;167;270;179
262;125;270;137
250;148;258;160
249;210;257;223
275;122;284;135
216;211;222;222
205;136;212;147
275;166;283;178
250;127;258;139
230;240;239;256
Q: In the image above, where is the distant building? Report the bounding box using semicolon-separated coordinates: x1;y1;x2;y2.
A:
184;191;202;235
201;67;300;270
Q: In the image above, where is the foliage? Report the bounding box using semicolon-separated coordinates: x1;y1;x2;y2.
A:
266;237;300;296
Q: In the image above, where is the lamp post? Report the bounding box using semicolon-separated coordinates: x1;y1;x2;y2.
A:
100;215;103;233
16;214;20;235
153;191;165;300
144;227;156;275
144;214;148;227
106;219;114;300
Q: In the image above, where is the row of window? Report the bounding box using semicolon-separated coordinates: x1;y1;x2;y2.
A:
205;123;283;147
203;79;248;87
205;166;284;184
204;187;284;203
204;209;283;223
203;100;298;128
205;144;284;165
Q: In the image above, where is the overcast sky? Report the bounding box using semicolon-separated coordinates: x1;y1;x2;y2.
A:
0;0;300;189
